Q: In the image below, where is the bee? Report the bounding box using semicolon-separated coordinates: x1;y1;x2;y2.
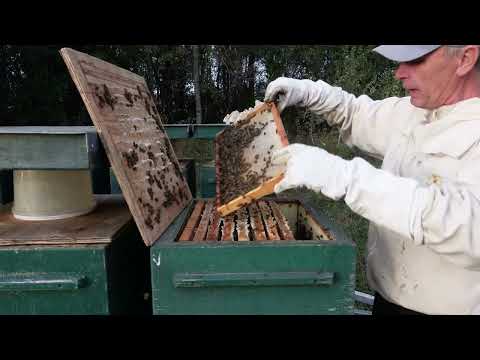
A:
145;217;154;230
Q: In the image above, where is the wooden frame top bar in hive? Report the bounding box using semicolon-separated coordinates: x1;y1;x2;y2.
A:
60;48;192;246
178;200;295;242
215;102;289;217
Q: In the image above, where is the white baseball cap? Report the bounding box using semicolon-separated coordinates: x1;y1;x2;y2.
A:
373;45;442;62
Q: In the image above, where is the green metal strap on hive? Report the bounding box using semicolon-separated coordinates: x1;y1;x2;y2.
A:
0;273;88;291
173;271;335;288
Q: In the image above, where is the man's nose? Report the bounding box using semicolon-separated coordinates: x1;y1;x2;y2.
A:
394;63;409;80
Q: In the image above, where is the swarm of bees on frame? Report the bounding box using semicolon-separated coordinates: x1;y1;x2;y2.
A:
216;116;277;205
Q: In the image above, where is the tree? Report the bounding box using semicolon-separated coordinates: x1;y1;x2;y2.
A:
0;45;405;128
193;45;202;124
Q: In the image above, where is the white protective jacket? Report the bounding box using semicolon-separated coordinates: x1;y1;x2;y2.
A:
306;80;480;315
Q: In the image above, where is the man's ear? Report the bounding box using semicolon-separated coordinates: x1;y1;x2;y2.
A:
456;45;480;77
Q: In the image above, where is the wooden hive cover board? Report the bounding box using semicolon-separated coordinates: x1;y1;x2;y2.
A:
215;102;289;216
60;48;192;246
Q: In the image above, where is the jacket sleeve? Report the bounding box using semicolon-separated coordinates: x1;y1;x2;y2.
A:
306;80;413;160
343;156;480;270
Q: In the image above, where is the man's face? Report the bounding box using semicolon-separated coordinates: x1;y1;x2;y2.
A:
394;46;460;109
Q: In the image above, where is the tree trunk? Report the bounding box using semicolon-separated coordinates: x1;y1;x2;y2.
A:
193;45;202;124
246;53;256;104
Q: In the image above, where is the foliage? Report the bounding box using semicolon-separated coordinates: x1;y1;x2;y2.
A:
0;45;405;127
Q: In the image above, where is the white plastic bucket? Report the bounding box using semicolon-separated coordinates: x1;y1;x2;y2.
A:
12;170;96;221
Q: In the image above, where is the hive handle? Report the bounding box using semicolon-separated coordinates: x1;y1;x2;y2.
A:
173;271;335;288
0;273;88;292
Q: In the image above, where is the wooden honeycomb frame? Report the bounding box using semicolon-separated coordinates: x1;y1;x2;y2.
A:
215;102;289;217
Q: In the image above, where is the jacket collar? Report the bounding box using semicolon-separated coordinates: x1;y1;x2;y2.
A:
417;97;480;157
423;97;480;123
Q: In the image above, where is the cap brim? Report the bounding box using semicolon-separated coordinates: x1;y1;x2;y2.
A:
373;45;441;62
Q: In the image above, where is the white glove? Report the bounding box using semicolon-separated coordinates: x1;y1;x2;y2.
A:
272;143;426;243
271;143;352;200
264;77;328;113
223;100;264;125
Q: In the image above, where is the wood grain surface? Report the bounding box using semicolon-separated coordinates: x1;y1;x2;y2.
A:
60;48;192;246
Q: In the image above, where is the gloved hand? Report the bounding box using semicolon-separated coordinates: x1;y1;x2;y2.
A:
272;143;352;200
264;77;328;113
272;144;435;246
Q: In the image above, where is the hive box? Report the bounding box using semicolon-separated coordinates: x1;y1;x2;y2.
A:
0;195;150;315
0;126;152;315
150;196;356;315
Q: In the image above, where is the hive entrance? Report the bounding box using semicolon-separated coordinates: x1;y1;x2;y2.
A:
178;200;295;242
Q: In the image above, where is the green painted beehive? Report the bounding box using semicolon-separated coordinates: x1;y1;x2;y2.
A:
0;195;150;315
149;195;356;315
0;127;150;315
143;125;356;315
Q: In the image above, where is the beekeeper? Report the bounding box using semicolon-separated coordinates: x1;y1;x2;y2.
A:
263;45;480;315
